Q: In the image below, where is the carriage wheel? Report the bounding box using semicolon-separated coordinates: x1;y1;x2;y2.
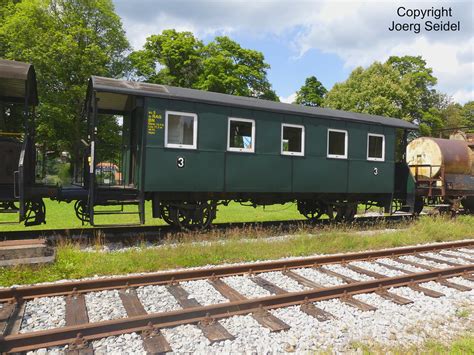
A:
414;197;424;215
302;209;322;221
334;203;357;223
461;197;474;214
297;200;325;221
170;201;216;230
160;205;175;225
391;199;402;213
24;199;46;226
74;200;90;224
198;202;216;229
170;206;192;229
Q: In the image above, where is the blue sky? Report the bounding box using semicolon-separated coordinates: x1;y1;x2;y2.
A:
113;0;473;104
218;30;350;101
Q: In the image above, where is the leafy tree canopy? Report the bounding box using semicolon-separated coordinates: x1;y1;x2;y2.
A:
324;56;443;135
294;76;327;107
129;29;203;88
460;101;474;128
0;0;129;158
441;103;463;131
129;30;278;101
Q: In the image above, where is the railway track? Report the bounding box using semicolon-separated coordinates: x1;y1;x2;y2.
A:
0;239;473;353
0;214;413;243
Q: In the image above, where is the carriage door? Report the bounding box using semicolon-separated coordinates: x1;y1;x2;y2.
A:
125;100;143;187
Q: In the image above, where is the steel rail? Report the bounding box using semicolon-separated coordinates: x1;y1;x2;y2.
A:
0;214;412;241
0;239;472;302
1;264;472;353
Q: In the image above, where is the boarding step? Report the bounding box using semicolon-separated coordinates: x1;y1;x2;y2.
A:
0;209;19;214
94;210;141;215
91;197;145;226
97;199;141;205
0;239;55;267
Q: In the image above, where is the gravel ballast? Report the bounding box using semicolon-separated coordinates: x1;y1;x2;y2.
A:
136;285;181;313
20;296;65;333
85;290;127;323
13;244;474;353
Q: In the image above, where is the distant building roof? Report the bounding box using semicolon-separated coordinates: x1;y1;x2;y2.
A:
89;76;418;130
0;59;38;105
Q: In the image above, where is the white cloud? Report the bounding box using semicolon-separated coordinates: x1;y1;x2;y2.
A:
280;92;297;103
114;0;473;103
385;37;474;98
116;0;308;48
292;1;473;103
452;89;474;104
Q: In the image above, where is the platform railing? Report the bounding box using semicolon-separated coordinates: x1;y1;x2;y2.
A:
93;142;131;188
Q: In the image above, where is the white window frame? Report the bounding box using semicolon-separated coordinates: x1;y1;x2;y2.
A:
281;123;305;156
164;110;198;150
367;133;385;162
227;117;255;153
327;128;348;159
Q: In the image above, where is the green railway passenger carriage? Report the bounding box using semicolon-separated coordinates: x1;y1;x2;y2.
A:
7;59;448;228
60;76;418;228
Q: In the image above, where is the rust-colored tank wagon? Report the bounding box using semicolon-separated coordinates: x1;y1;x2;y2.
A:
407;137;473;178
407;136;474;212
59;76;419;228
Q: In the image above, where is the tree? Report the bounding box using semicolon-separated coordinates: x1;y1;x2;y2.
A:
129;31;278;101
460;101;474;127
294;76;327;107
441;103;463;131
0;0;19;58
129;29;203;87
387;56;440;122
0;0;129;164
197;36;278;100
324;56;442;135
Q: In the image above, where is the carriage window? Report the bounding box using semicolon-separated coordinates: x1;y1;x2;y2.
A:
327;129;348;159
165;111;197;149
281;124;304;156
367;133;385;161
227;118;255;153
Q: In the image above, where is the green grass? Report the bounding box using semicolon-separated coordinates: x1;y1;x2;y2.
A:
350;332;474;354
455;308;471;319
0;199;304;231
422;334;474;354
1;215;472;286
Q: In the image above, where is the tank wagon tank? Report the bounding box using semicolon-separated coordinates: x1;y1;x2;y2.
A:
406;136;474;213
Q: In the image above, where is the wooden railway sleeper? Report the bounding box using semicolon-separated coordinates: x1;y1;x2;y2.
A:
2;265;473;353
299;300;334;322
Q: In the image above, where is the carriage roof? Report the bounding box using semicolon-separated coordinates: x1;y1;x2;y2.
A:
0;59;38;105
88;75;418;130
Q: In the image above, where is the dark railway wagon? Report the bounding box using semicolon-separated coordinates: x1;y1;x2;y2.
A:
59;76;418;228
0;59;55;225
